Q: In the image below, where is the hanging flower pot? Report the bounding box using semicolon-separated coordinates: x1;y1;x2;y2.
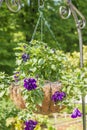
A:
10;40;69;115
10;83;26;109
10;80;66;115
36;81;66;114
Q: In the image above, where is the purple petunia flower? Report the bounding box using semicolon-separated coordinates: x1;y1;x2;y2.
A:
24;78;37;91
22;53;29;62
71;108;82;118
51;91;66;103
14;72;19;82
60;91;66;97
24;120;38;130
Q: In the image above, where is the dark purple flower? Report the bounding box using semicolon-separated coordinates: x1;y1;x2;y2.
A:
14;72;19;82
71;108;82;118
22;53;29;62
24;78;37;91
61;92;66;97
24;120;37;130
51;91;66;103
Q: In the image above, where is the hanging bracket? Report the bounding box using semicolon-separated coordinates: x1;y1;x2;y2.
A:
59;0;86;130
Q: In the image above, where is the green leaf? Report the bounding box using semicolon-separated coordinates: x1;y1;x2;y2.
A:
51;64;56;71
0;91;5;98
38;58;45;65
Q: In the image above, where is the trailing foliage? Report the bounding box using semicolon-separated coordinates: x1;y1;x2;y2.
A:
0;72;19;130
0;72;10;99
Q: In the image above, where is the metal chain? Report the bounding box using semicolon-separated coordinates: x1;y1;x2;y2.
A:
31;11;42;41
31;0;44;41
42;16;58;43
31;0;58;45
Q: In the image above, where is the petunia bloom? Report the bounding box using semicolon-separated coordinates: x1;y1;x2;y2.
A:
24;78;37;91
22;53;29;62
51;91;66;103
71;108;82;118
24;120;38;130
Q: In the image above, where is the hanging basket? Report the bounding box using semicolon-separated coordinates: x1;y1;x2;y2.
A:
10;81;65;115
10;83;26;109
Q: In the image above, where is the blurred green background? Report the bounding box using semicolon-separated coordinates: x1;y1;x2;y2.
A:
0;0;87;75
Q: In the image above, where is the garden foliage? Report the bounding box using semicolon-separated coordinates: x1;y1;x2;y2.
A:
0;72;19;130
0;0;87;74
0;0;87;129
14;40;87;112
1;42;87;129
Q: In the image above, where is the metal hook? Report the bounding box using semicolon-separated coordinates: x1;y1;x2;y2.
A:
38;0;44;9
